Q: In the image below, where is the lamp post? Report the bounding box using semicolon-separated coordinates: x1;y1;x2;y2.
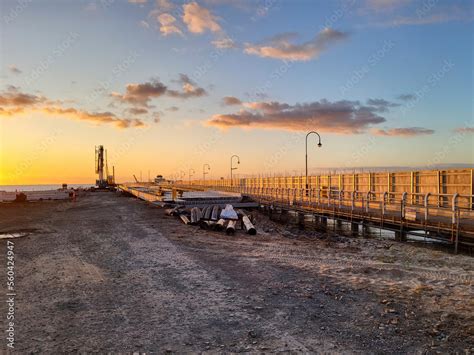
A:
230;155;240;187
203;163;210;181
305;131;322;192
188;168;195;184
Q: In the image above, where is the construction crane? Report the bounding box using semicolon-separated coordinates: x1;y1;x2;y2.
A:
105;149;116;186
95;145;116;189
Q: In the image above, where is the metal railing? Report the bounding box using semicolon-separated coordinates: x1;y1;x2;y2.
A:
174;184;473;227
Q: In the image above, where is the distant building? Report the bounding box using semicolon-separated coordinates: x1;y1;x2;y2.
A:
154;175;165;184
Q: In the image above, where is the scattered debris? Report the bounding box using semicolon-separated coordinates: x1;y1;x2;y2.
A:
220;204;238;220
171;203;258;236
239;209;256;235
179;214;190;225
226;220;237;235
0;232;29;239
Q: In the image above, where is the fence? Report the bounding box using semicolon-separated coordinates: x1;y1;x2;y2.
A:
184;168;474;211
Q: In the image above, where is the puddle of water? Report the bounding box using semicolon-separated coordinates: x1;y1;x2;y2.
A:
0;232;29;239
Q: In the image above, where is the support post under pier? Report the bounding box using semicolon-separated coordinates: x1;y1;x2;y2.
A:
351;222;359;236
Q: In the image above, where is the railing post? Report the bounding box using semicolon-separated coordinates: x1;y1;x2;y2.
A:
328;187;331;208
366;191;371;213
455;208;460;254
401;192;407;219
351;191;355;211
424;192;431;222
382;192;388;216
452;193;459;224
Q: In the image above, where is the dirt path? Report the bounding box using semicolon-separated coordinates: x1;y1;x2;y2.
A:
0;192;472;353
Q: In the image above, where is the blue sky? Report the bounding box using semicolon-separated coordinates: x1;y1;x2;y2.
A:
0;0;473;183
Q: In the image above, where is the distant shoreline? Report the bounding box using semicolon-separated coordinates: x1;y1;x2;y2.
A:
0;184;94;192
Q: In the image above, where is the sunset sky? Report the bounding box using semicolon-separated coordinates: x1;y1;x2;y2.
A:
0;0;473;185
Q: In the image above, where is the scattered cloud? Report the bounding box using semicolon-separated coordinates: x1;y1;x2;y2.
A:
385;11;473;26
244;28;349;61
146;0;181;37
203;0;251;9
155;0;175;12
8;65;22;74
126;107;149;115
140;20;150;29
167;74;208;99
42;107;145;128
222;96;242;105
359;1;473;28
453;127;474;134
143;0;237;51
372;127;434;136
245;91;269;100
212;36;238;49
166;106;179;112
111;79;167;107
397;93;416;101
0;86;145;129
366;98;400;112
158;13;183;36
152;112;161;123
365;0;412;12
207;99;387;133
365;3;474;27
128;0;148;4
112;75;207;108
242;101;290;113
183;2;221;34
0;86;46;107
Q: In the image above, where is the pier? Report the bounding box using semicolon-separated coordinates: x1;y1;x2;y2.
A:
120;168;474;250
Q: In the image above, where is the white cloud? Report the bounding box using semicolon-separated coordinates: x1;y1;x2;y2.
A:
244;28;349;61
156;0;175;11
140;20;150;29
372;127;435;136
158;13;183;36
183;2;221;34
211;36;237;48
365;0;412;12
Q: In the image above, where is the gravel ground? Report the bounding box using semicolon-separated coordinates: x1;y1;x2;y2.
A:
0;191;472;353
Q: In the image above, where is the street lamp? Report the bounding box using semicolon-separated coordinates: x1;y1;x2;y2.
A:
305;131;322;192
189;168;195;184
230;155;240;187
203;163;210;181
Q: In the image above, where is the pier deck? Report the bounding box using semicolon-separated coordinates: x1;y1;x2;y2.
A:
168;168;474;249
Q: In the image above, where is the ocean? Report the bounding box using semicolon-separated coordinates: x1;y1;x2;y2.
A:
0;184;94;192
